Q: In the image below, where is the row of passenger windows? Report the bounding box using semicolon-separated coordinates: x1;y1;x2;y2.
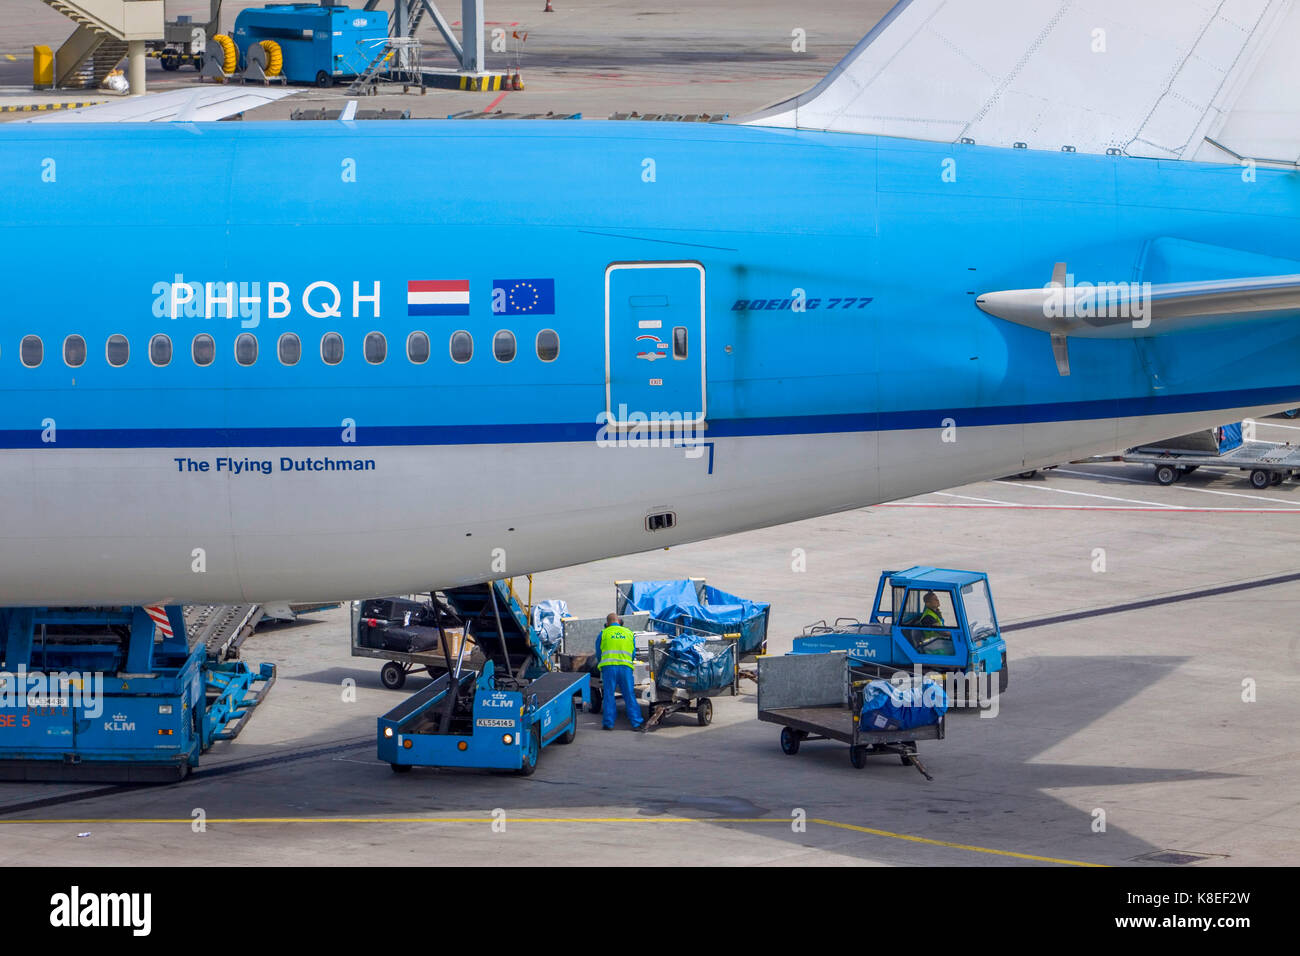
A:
15;329;562;369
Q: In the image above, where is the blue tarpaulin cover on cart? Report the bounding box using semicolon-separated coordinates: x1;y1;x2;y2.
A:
624;580;769;654
655;633;736;694
860;678;948;731
1217;423;1243;452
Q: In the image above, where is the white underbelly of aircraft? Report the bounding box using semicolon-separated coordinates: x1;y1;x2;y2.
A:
0;400;1288;606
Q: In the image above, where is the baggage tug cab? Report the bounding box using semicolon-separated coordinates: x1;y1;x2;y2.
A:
792;567;1008;703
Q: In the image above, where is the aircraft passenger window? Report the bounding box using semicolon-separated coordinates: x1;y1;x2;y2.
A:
20;335;42;368
407;331;430;364
364;332;387;365
672;326;688;359
149;334;172;367
536;329;559;362
63;334;86;368
321;332;344;365
450;330;473;364
493;330;516;363
235;333;258;367
192;334;215;367
106;334;129;367
278;333;301;366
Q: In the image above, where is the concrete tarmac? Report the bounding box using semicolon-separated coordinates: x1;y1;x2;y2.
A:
1;423;1297;866
0;0;892;120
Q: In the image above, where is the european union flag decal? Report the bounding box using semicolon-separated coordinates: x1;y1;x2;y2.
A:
492;278;555;315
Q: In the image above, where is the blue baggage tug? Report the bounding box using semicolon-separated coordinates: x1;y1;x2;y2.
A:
377;579;590;775
0;606;274;782
232;4;388;87
792;568;1008;701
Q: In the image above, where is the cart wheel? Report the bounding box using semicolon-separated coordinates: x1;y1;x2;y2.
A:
390;763;411;774
780;726;800;755
850;746;869;769
516;727;540;776
557;701;577;744
588;688;602;711
998;655;1009;694
1154;464;1178;486
316;70;333;88
380;661;406;690
696;697;713;726
1250;469;1271;489
161;54;180;71
900;752;912;766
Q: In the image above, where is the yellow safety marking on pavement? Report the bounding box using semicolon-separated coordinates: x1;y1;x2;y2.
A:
0;101;99;113
4;54;17;61
812;818;1106;867
0;814;1105;865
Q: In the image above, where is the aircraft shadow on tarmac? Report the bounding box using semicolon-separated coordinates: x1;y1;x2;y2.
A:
40;652;1236;866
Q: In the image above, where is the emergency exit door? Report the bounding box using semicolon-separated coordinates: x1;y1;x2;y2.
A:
604;261;706;425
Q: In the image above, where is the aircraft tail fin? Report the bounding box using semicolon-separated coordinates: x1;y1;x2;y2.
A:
740;0;1300;165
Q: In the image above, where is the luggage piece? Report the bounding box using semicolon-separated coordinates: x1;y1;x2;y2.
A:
379;625;444;653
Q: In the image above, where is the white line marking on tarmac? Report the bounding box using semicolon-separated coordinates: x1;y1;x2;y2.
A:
933;491;1015;505
1054;468;1300;507
995;480;1177;508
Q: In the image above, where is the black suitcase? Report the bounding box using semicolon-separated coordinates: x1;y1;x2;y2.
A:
380;625;444;653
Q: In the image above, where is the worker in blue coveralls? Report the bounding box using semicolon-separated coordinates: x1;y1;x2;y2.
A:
596;613;644;731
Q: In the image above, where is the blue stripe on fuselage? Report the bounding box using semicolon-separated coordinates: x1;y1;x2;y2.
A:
0;383;1295;449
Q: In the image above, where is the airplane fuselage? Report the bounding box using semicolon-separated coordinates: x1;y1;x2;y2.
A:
1;120;1298;604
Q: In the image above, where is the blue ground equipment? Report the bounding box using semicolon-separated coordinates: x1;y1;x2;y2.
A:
0;606;274;781
558;600;740;730
617;578;769;657
792;567;1008;701
376;578;589;774
232;4;388;86
378;661;589;775
757;651;945;779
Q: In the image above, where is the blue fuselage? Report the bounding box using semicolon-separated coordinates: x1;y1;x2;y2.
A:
1;119;1297;605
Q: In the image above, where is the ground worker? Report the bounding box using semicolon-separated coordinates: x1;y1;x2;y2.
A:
905;591;955;654
596;612;644;731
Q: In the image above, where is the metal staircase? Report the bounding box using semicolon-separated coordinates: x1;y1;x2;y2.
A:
40;0;163;89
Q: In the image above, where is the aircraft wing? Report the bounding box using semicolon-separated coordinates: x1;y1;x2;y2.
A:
740;0;1300;165
21;86;296;124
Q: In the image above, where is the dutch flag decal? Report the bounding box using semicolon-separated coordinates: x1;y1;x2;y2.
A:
408;280;470;316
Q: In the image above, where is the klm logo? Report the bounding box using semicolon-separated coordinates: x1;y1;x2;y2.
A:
104;713;135;732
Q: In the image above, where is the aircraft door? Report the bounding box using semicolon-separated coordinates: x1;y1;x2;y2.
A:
604;262;705;426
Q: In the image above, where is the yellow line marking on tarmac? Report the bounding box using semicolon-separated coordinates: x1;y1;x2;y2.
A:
811;818;1106;867
0;815;1104;866
4;54;17;61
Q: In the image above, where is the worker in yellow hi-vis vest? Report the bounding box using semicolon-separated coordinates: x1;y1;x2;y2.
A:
597;613;644;731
